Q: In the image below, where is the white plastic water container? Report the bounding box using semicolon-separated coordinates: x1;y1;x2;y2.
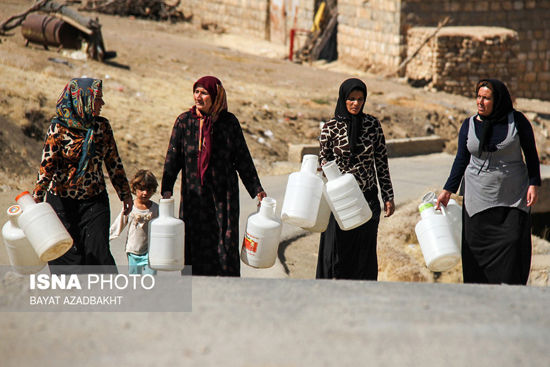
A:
148;198;185;271
2;205;46;274
414;198;460;272
302;174;331;233
422;191;462;248
322;161;372;231
281;154;324;228
446;199;462;248
15;191;73;262
241;197;282;268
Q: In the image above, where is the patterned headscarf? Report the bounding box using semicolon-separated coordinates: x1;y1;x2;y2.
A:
52;78;102;177
191;76;228;185
334;78;368;155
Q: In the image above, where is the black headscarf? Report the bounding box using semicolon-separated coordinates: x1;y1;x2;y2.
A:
475;79;514;155
334;78;368;155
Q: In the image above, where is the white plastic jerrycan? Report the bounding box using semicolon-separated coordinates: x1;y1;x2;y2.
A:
302;173;331;233
15;191;73;262
281;154;324;228
2;205;46;274
422;192;462;248
445;199;462;248
148;198;185;271
414;196;460;272
241;197;282;268
322;161;372;230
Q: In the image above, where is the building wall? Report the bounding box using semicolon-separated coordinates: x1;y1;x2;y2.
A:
401;0;550;99
179;0;313;44
337;0;403;72
177;0;550;100
406;27;519;97
179;0;270;40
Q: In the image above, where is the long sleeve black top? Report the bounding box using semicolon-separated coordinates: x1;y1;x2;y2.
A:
443;111;541;193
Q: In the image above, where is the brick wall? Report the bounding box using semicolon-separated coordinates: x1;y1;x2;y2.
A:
406;27;519;97
401;0;550;100
337;0;402;72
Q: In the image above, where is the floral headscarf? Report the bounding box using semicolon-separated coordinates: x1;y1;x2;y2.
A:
52;78;102;177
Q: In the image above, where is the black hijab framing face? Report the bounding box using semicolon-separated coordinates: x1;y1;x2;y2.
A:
334;78;368;154
476;78;514;123
335;78;368;120
476;79;514;154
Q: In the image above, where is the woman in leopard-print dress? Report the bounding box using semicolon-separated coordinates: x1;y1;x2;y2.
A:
33;78;133;273
317;78;395;280
161;76;266;276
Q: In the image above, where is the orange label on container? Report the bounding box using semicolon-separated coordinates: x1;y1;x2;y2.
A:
243;233;258;253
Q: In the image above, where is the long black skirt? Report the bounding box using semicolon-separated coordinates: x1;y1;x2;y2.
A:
316;213;381;280
462;205;532;285
46;191;117;274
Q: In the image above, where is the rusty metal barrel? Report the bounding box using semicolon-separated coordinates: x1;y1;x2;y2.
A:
21;13;81;49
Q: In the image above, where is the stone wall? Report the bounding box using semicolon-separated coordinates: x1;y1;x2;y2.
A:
179;0;270;40
401;0;550;100
337;0;402;72
406;27;519;97
287;0;315;35
179;0;313;44
177;0;550;100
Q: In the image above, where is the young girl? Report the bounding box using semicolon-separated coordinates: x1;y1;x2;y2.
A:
110;170;159;274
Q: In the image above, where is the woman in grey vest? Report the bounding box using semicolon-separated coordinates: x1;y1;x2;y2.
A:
436;79;541;285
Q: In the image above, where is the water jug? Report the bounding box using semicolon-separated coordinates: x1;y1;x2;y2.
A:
15;191;73;262
302;173;331;233
2;205;46;274
422;192;462;247
281;154;324;228
148;198;185;271
415;198;460;272
446;199;462;247
322;161;372;231
241;197;282;268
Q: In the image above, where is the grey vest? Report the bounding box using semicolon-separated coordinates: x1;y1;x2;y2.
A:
464;112;529;216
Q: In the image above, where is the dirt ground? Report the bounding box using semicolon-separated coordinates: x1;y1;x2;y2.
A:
1;0;549;285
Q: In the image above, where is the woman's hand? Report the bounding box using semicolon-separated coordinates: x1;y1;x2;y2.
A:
256;191;267;207
384;200;395;217
162;191;172;199
527;185;538;207
123;196;133;216
436;190;451;210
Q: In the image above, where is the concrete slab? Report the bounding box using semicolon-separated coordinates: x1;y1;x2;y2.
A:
1;277;549;366
288;136;446;162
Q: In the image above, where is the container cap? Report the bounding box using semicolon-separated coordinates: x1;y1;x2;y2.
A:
322;161;341;181
15;191;31;202
7;205;21;216
418;201;434;213
421;192;436;203
301;154;319;174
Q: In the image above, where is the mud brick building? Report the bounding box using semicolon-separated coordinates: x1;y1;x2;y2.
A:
180;0;550;100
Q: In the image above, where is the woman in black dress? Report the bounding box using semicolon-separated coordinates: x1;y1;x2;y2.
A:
317;78;395;280
161;76;266;276
437;79;540;284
